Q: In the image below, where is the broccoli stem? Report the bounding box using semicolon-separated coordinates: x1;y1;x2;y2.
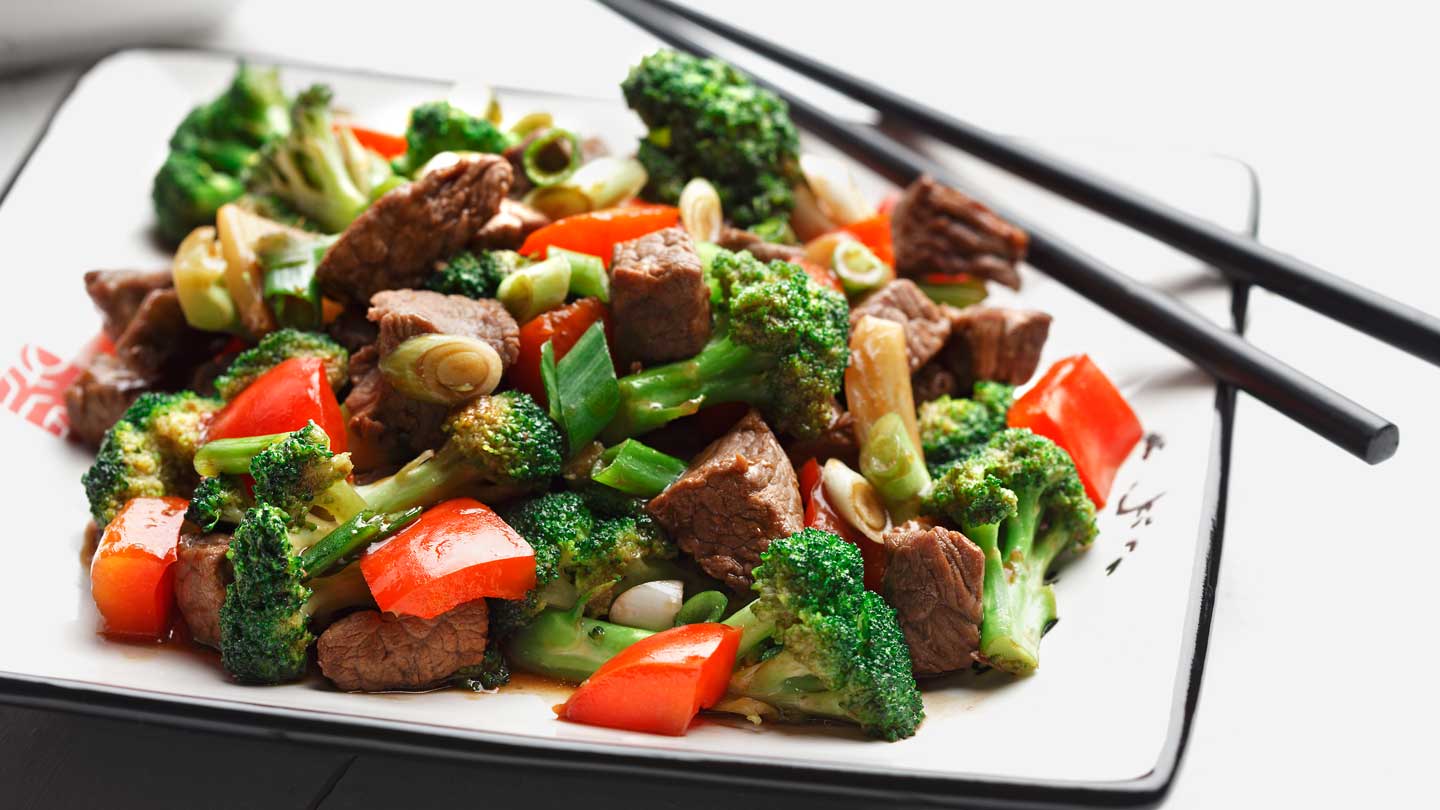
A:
721;600;776;660
193;431;289;476
503;606;655;683
605;333;773;440
727;650;851;724
357;442;479;515
967;499;1063;675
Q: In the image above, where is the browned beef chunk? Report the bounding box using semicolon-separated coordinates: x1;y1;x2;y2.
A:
849;279;952;371
112;288;226;381
940;305;1052;388
647;410;803;590
317;155;512;306
883;522;985;676
343;345;448;477
317;599;489;692
716;226;806;264
502;130;543;197
911;360;961;404
472;199;550;250
369;289;520;368
782;405;859;469
609;226;711;366
63;355;151;447
891;176;1028;290
175;531;231;649
83;269;173;341
327;308;380;354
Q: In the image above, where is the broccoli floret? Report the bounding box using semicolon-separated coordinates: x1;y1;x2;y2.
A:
186;475;253;531
392;101;511;177
454;647;512;691
152;64;290;244
492;492;677;638
82;392;221;527
607;249;849;441
247;84;393;233
621;50;801;227
918;382;1015;472
424;250;524;299
923;428;1098;675
721;528;925;741
213;329;348;400
359;391;564;514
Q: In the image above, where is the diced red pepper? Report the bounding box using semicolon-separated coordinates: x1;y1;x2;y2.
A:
520;205;679;267
1008;354;1142;508
90;496;188;639
338;124;408;159
360;498;536;619
556;623;740;736
797;459;887;590
798;259;845;295
512;297;608;404
831;212;894;267
205;357;347;452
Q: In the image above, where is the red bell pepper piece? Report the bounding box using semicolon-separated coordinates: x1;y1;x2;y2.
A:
520;205;679;267
360;498;536;619
205;357;347;452
512;297;608;404
798;459;887;591
1008;354;1142;508
341;124;408;159
556;623;740;736
798;259;845;295
832;212;894;267
90;496;189;639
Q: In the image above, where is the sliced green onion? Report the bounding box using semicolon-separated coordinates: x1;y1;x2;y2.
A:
522;128;583;187
832;240;891;297
193;431;291;477
567;156;647;209
258;232;336;330
860;411;932;516
380;334;503;406
523;185;593;220
173;226;241;333
917;277;989;308
675;590;729;626
592;439;687;497
299;507;421;580
549;246;609;302
497;255;571;322
541;322;620;455
508;111;553;139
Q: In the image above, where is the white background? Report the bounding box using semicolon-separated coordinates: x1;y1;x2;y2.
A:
1;2;1436;807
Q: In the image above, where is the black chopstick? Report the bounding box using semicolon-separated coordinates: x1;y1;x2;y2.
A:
638;0;1440;370
596;0;1400;464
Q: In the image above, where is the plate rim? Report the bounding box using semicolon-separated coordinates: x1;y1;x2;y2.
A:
0;45;1254;810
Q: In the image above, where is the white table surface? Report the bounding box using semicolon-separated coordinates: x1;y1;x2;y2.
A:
1;2;1434;807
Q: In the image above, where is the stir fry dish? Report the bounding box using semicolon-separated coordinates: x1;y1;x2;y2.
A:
68;52;1145;741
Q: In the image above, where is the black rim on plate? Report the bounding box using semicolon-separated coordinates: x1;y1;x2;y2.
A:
0;47;1252;809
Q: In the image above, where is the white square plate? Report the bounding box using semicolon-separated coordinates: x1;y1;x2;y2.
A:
0;49;1251;808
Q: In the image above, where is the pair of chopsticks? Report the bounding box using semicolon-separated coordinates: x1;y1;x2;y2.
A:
597;0;1422;464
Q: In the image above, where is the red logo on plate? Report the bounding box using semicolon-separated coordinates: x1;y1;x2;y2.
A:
0;344;83;439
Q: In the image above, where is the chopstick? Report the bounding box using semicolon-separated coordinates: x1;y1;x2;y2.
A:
637;0;1440;370
596;0;1400;464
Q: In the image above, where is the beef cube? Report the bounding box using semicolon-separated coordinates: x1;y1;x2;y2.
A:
83;269;173;341
343;345;448;477
941;305;1053;388
472;199;550;250
369;289;520;368
891;175;1028;290
849;279;952;371
782;405;859;470
883;522;985;676
318;155;511;306
112;288;226;382
63;355;152;447
327;308;380;354
647;409;803;590
609;226;711;365
317;599;490;692
910;360;961;404
175;531;231;649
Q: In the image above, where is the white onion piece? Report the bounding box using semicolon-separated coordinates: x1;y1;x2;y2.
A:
678;178;723;242
569;156;648;210
821;458;890;543
799;153;876;226
609;579;684;631
789;183;838;243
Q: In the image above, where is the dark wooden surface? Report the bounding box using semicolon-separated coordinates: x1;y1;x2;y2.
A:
0;704;848;809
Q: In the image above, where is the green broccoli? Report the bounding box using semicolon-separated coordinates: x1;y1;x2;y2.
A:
185;475;252;532
923;428;1098;675
358;391;564;514
621;50;802;227
720;528;925;741
152;64;290;244
391;101;511;177
82;392;221;527
605;249;850;441
454;647;512;690
213;329;348;400
424;250;525;299
918;381;1015;472
247;85;394;234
